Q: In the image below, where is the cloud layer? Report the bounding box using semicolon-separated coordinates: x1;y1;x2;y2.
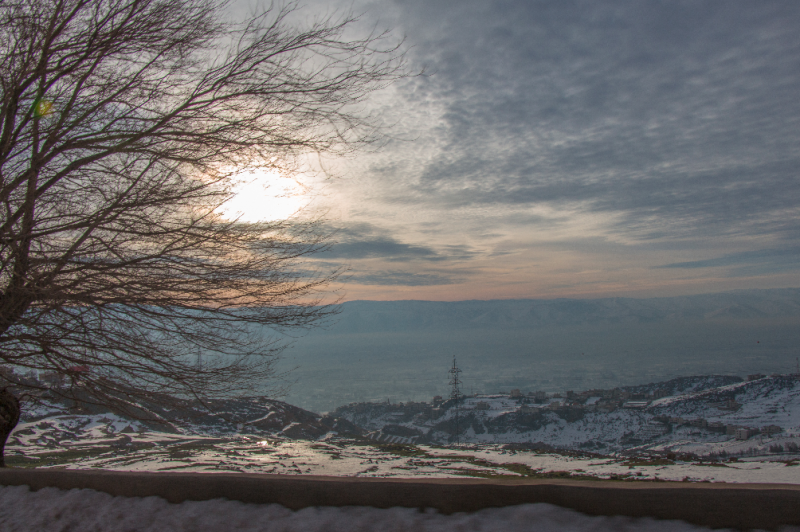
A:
301;0;800;297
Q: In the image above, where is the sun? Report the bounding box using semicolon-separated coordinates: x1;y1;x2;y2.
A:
218;170;307;223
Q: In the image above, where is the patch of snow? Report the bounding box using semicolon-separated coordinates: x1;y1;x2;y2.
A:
0;485;783;532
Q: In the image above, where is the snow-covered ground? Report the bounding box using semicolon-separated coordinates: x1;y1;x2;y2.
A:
7;375;800;484
0;484;792;532
7;415;800;483
334;375;800;456
8;377;800;530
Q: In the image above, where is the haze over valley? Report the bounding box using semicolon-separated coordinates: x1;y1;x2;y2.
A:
280;288;800;412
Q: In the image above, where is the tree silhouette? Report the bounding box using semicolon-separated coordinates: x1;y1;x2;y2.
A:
0;0;403;463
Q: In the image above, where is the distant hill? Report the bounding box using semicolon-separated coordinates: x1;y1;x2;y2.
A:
333;374;800;457
322;288;800;333
278;288;800;412
13;372;800;461
17;376;363;442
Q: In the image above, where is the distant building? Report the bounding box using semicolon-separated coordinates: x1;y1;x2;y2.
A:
689;418;707;428
432;396;443;407
404;402;427;413
707;421;726;433
637;423;669;440
530;391;548;403
735;427;755;440
475;401;490;410
726;424;743;436
622;401;650;410
596;400;619;413
761;425;782;435
747;374;766;381
510;389;522;398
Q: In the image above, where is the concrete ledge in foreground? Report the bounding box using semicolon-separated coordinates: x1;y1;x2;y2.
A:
2;469;800;530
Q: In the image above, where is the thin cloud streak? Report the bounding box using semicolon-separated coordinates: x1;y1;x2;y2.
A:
658;247;800;271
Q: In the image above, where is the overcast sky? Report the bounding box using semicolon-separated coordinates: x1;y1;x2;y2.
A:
241;1;800;301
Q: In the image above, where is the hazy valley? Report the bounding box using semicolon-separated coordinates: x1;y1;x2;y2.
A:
279;288;800;412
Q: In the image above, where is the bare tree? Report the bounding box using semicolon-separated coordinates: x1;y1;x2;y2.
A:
0;0;403;464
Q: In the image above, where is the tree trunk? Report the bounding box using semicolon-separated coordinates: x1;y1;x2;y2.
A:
0;389;20;467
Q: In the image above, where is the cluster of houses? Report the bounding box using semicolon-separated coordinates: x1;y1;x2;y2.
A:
428;381;787;442
337;372;797;444
467;387;674;414
426;388;665;416
651;415;782;440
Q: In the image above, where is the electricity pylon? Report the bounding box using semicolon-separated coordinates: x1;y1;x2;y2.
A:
448;357;463;444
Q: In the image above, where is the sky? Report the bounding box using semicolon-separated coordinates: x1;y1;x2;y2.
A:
232;0;800;302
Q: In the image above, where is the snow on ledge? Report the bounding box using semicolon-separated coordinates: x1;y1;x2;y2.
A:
0;485;767;532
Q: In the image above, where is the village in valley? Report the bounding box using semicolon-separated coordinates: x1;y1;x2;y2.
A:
331;363;800;458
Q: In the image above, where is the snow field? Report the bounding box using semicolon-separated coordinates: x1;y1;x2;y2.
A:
338;377;800;456
12;424;800;482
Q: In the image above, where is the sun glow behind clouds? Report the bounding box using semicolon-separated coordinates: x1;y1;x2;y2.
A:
218;171;307;223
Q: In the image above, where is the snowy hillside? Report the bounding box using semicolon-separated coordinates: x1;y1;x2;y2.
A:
9;391;363;470
13;372;800;463
8;373;800;484
333;374;800;457
7;412;800;484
